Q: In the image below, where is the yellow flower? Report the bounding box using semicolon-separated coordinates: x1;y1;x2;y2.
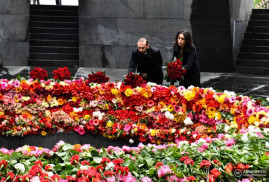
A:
107;120;114;127
248;115;258;125
111;88;119;95
217;94;227;104
184;90;195;101
167;105;174;112
124;88;133;97
41;131;47;136
47;95;52;102
150;129;158;136
133;127;138;132
72;96;78;102
84;114;90;120
0;111;4;115
215;112;222;120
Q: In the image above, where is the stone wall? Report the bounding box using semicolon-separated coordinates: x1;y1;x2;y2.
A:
0;0;29;66
79;0;192;68
229;0;253;65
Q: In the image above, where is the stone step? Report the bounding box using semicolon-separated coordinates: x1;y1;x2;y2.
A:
31;15;78;22
238;52;269;60
248;20;269;26
250;14;269;20
30;5;78;11
235;66;269;75
247;26;269;33
30;27;78;34
29;53;79;60
30;46;79;54
30;39;78;47
28;60;79;67
242;39;269;46
252;9;269;14
236;59;269;67
30;21;78;28
30;9;78;16
244;32;269;39
30;33;78;41
240;45;269;53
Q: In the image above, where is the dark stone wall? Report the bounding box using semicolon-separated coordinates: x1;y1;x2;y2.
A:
79;0;192;68
0;0;29;66
190;0;234;72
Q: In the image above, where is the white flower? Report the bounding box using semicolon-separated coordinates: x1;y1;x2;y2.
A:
15;163;25;173
241;133;248;141
92;111;104;120
193;134;197;138
47;171;54;177
80;165;88;170
73;107;83;112
184;117;193;125
265;141;269;148
177;141;189;148
171;128;176;133
30;176;41;182
129;139;134;144
165;111;174;120
105;162;115;170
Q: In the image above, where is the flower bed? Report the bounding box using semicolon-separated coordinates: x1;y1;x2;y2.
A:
0;77;268;144
0;130;268;181
0;69;269;181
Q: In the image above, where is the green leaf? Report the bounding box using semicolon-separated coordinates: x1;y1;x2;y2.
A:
62;144;73;151
93;157;102;164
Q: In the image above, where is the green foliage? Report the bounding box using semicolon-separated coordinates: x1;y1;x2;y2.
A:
254;0;263;7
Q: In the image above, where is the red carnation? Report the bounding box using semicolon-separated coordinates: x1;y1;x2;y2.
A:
86;71;109;84
52;67;71;80
123;72;146;88
30;67;48;80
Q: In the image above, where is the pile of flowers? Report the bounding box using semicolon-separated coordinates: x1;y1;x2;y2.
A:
122;72;146;88
30;67;48;80
165;58;186;85
0;129;268;181
86;70;110;84
52;67;71;81
0;74;268;144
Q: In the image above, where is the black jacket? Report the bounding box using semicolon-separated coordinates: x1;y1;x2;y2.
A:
128;46;163;84
173;45;200;87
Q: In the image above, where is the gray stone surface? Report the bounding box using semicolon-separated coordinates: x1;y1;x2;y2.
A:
79;17;118;45
0;0;29;66
0;0;29;15
101;0;143;18
0;42;29;66
79;44;103;67
0;15;29;41
229;0;252;63
143;0;184;19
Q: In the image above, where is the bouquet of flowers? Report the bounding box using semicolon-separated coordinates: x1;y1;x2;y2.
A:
30;67;48;80
52;67;71;81
122;72;146;88
165;58;186;85
86;70;109;84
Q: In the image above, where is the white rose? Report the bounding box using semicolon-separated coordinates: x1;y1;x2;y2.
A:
129;139;134;144
184;117;193;125
15;163;25;173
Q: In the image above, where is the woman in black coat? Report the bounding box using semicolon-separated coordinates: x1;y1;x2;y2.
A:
173;30;200;88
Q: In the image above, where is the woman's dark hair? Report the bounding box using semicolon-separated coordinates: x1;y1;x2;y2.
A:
174;30;193;55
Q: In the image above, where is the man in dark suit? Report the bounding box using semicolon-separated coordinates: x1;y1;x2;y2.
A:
128;38;163;85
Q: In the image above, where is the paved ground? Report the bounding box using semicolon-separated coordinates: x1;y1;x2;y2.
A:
0;66;268;99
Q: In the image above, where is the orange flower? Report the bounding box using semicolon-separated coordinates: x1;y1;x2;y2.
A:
57;98;65;105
